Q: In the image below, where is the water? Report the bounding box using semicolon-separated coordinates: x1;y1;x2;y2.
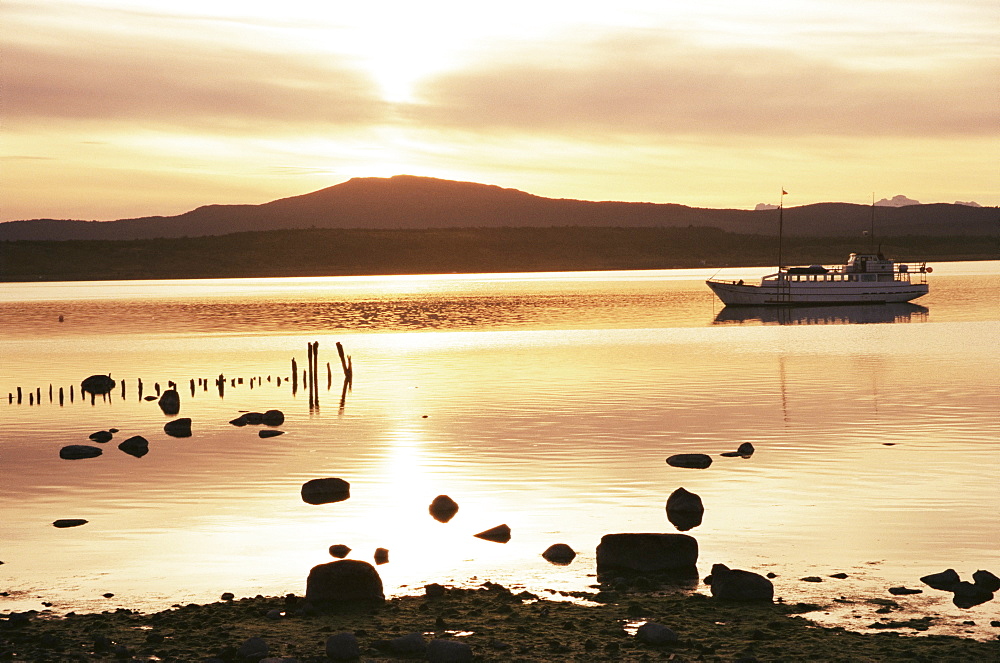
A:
1;262;998;639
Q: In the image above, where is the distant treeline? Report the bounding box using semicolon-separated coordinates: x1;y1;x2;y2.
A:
1;227;996;282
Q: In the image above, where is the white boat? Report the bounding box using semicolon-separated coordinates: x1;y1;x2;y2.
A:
707;253;930;306
706;192;930;306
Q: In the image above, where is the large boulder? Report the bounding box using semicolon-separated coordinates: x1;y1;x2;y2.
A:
157;389;180;415
952;581;994;609
596;533;698;575
305;560;384;605
666;487;704;531
542;543;577;565
81;375;116;394
60;445;103;460
164;418;192;437
301;478;350;505
973;569;1000;593
708;563;774;602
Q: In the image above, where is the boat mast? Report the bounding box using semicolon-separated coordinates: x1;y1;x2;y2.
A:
869;192;876;253
777;188;787;273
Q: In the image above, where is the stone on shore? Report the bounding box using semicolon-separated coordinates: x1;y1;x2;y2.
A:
305;560;384;605
708;563;774;602
60;445;103;460
542;543;577;565
301;477;350;505
236;636;268;660
635;621;679;645
920;568;961;591
474;524;511;543
595;533;698;575
379;632;426;655
118;435;149;458
163;418;192;437
81;374;116;394
666;454;713;469
427;638;473;662
157;389;180;415
325;632;360;660
429;494;459;523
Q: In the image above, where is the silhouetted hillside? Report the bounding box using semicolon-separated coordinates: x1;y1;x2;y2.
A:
2;227;995;282
2;175;996;241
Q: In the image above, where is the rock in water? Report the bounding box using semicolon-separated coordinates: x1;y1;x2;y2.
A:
52;519;88;528
118;436;149;458
374;548;389;565
88;430;113;443
709;563;774;602
81;375;115;394
301;478;351;505
157;389;180;415
920;568;961;591
596;533;698;575
59;445;103;460
474;524;511;543
952;581;994;609
328;544;351;559
163;418;192;437
973;569;1000;593
429;495;459;523
305;560;384;605
666;487;705;531
666;454;713;469
258;429;284;438
542;543;577;565
261;409;285;426
721;442;756;457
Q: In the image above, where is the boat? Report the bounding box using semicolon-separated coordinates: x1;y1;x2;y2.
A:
706;192;931;306
712;302;929;325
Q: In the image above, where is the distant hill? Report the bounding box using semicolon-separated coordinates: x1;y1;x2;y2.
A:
1;175;996;241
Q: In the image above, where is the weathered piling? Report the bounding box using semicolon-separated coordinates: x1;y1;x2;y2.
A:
336;342;353;385
17;387;22;404
59;387;64;406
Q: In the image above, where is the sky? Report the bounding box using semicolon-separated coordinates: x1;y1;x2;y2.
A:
2;0;998;222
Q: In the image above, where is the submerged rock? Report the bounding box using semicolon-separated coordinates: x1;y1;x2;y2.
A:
429;495;460;523
721;442;756;458
81;374;116;394
60;445;103;460
474;524;511;543
542;543;577;565
596;533;698;575
666;454;713;469
709;563;774;602
301;478;351;505
305;560;384;605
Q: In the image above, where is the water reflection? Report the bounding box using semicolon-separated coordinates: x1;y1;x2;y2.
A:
713;302;930;326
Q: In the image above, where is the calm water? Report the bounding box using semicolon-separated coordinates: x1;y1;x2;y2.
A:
2;262;999;638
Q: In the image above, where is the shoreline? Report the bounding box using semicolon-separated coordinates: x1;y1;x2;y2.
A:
3;583;998;661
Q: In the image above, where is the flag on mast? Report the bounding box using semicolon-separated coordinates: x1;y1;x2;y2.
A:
782;189;788;195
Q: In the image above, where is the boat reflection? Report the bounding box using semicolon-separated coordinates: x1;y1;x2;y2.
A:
713;302;929;325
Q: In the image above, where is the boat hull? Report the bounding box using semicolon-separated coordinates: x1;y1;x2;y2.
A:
706;279;928;306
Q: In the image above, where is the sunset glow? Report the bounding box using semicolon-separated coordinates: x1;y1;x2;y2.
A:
2;0;997;221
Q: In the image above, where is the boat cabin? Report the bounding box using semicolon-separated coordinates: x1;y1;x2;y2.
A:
844;253;893;274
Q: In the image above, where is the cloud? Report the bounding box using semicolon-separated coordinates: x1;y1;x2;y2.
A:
407;33;999;139
2;4;388;133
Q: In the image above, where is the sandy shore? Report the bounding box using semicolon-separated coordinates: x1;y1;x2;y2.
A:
2;582;997;661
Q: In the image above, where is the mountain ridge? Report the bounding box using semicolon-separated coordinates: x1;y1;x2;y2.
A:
2;175;995;241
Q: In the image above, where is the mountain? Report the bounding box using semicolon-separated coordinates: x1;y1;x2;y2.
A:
1;175;996;241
